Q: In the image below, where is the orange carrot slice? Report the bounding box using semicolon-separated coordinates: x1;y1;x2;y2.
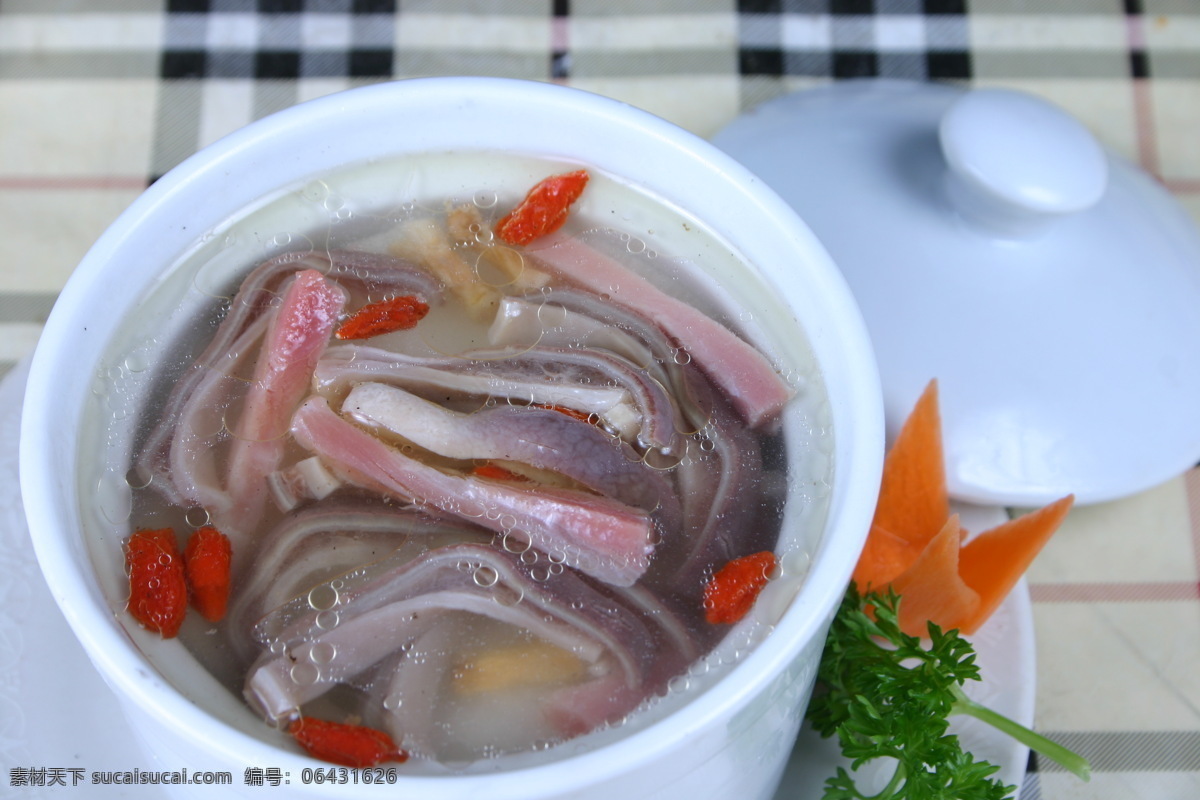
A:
890;515;981;637
872;379;949;548
851;523;925;591
957;495;1074;634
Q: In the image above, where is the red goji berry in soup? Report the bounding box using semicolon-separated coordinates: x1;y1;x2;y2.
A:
125;528;188;638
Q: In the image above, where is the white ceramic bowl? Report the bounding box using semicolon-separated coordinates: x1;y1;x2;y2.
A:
20;78;882;800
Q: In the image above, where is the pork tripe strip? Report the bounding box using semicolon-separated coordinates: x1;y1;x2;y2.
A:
367;623;453;759
342;382;681;524
315;344;677;450
543;585;707;738
525;234;793;428
488;295;691;447
244;543;653;724
227;500;490;655
543;671;643;738
164;312;273;513
135;249;442;496
313;344;645;444
669;396;765;591
290;396;655;587
489;295;657;374
225;270;345;537
137;252;312;500
266;456;342;512
491;289;715;436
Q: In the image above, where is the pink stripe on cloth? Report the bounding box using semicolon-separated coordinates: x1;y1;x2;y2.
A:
1030;466;1200;604
551;15;569;52
1165;179;1200;194
1124;13;1162;178
1184;467;1200;581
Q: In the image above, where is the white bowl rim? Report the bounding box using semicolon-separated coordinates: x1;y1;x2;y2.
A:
20;76;883;794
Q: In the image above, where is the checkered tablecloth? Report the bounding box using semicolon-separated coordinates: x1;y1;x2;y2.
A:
2;2;1199;798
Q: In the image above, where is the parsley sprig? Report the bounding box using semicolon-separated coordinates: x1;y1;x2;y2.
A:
806;585;1091;799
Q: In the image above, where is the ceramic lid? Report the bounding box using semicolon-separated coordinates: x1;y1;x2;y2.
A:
713;79;1200;506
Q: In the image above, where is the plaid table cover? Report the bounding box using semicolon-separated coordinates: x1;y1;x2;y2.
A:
1;2;1198;798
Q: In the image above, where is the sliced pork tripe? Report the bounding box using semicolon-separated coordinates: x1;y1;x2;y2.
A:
662;393;768;593
163;311;274;517
135;248;443;510
525;233;793;428
312;342;678;451
243;543;657;727
290;396;656;587
366;585;702;758
227;499;491;652
224;269;346;537
488;289;716;436
159;266;347;545
341;381;682;527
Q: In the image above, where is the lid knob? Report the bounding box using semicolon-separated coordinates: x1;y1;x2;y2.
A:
939;89;1108;235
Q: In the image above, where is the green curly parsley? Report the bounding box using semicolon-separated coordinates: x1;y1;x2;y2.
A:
805;586;1090;800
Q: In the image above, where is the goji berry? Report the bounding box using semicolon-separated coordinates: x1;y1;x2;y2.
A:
533;403;595;424
334;295;430;340
125;528;188;638
184;526;232;623
471;462;530;482
288;717;407;768
494;169;590;246
702;551;778;625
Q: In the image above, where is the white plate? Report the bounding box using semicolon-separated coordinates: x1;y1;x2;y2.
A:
0;357;1032;798
773;501;1035;799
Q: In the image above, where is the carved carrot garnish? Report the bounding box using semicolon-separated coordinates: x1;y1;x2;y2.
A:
853;379;1074;635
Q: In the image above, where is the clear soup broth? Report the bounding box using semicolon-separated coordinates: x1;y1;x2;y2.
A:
79;152;833;772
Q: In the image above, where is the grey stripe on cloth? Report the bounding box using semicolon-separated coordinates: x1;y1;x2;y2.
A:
0;0;159;11
972;51;1140;79
0;294;58;324
572;50;736;76
392;51;550;78
150;81;205;181
1035;731;1200;773
0;53;163;79
1018;772;1042;799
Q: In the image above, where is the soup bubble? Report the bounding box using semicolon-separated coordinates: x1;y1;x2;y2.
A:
289;662;320;686
184;507;211;528
96;472;132;525
309;642;337;665
307;584;339;612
